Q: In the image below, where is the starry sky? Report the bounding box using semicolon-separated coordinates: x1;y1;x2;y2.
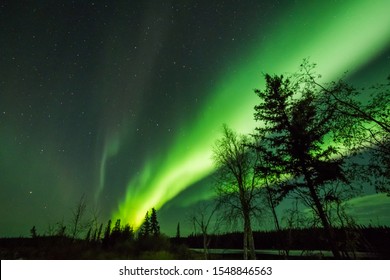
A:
1;0;390;237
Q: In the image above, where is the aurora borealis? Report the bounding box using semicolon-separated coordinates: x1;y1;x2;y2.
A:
1;0;390;237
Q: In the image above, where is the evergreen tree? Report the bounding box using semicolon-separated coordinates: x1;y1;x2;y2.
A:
110;219;121;244
92;228;97;242
113;219;121;232
150;208;160;237
122;224;134;241
102;219;111;247
85;227;91;241
139;211;150;238
97;223;103;241
176;222;180;239
253;70;348;258
30;225;37;238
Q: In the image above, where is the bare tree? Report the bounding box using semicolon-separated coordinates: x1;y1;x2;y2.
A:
189;202;218;260
88;205;101;242
300;61;390;196
213;124;264;260
70;194;87;239
282;199;304;255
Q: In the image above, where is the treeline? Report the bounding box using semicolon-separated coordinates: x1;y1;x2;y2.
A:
2;208;190;259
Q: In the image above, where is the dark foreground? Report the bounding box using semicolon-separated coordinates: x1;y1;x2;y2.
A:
1;226;389;260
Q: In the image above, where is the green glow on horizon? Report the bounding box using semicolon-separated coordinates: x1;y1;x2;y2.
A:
113;0;390;228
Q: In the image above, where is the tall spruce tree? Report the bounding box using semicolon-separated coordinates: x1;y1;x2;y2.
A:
253;71;348;258
102;219;112;247
139;211;151;238
96;222;103;241
176;222;180;239
110;219;121;244
150;208;160;237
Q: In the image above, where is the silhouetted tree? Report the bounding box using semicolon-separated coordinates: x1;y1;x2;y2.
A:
319;181;362;259
176;222;181;239
139;211;151;238
299;61;390;196
110;219;122;243
122;224;134;241
70;194;87;239
150;208;160;237
281;198;311;256
54;220;67;237
92;228;97;242
213;124;264;260
30;226;37;238
102;219;111;247
89;205;101;241
97;222;103;241
253;68;350;258
252;142;287;255
85;228;91;241
190;202;218;260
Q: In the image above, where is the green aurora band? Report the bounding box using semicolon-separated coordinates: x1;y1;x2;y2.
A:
112;0;390;227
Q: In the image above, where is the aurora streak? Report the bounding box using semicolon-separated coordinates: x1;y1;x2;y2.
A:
112;0;390;227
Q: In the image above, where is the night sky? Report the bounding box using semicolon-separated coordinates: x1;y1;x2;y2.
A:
1;0;390;237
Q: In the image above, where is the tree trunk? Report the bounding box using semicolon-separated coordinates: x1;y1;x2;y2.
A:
304;171;341;259
239;182;256;260
203;233;209;260
243;227;248;260
266;187;288;257
244;211;256;260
